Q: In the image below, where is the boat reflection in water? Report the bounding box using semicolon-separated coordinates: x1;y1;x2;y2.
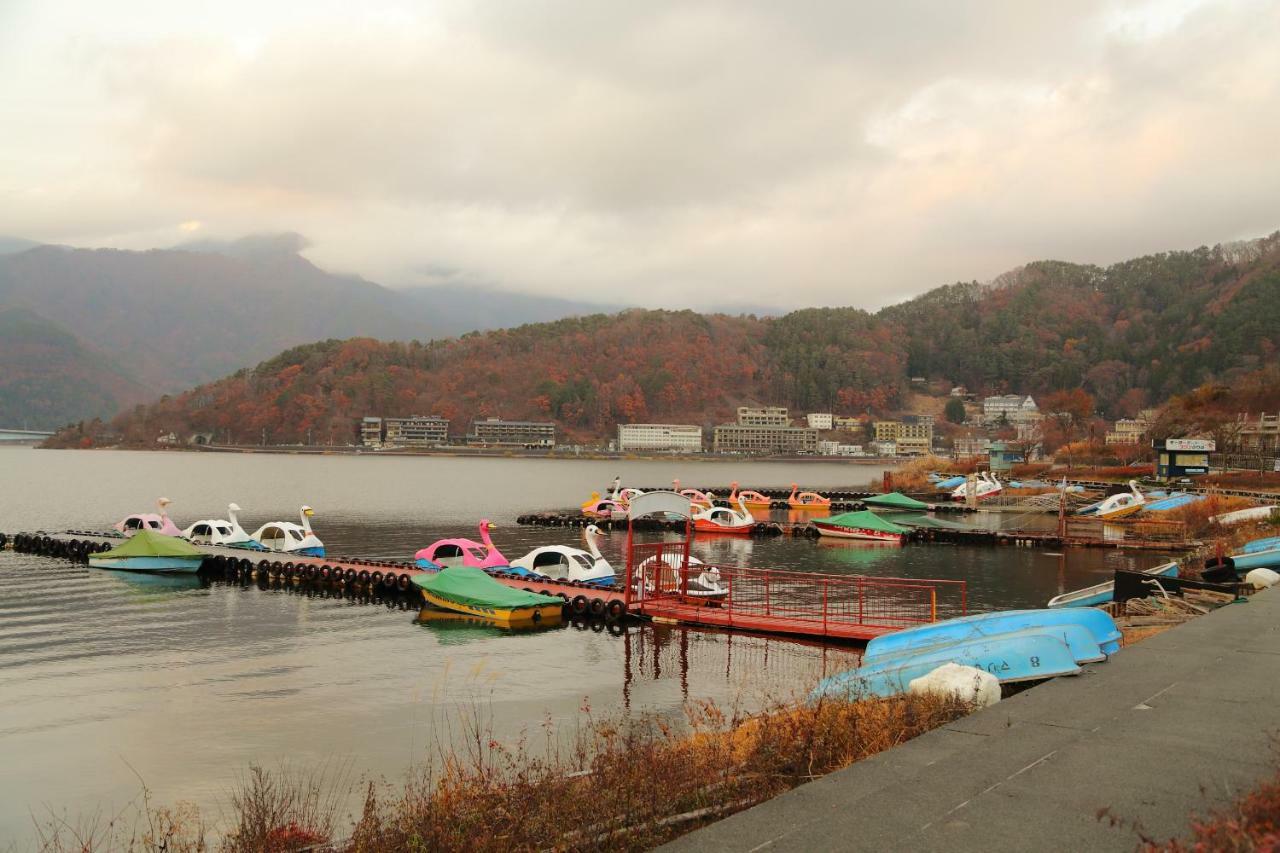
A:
414;605;564;645
101;571;208;595
619;621;864;709
814;538;904;569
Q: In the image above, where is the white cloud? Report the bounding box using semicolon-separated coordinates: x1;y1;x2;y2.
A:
0;0;1277;310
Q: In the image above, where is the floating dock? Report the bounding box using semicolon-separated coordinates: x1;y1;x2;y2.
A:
5;530;636;621
3;528;968;643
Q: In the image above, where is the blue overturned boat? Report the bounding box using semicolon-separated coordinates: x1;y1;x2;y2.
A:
1047;561;1179;608
1144;493;1203;512
863;608;1121;661
1241;536;1280;555
1227;546;1280;573
811;628;1083;701
935;476;966;490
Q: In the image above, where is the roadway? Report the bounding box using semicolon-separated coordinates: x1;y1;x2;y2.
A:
664;585;1280;852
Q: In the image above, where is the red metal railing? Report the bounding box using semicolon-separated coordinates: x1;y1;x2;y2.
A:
624;537;968;633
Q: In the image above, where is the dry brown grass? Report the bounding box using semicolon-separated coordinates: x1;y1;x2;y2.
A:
30;693;969;852
1167;494;1256;539
885;455;970;492
345;693;969;852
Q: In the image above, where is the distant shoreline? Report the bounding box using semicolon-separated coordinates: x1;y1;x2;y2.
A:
42;442;904;465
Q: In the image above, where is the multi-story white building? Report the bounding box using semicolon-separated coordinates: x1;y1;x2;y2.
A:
983;394;1039;426
806;413;834;430
617;423;703;452
817;440;840;455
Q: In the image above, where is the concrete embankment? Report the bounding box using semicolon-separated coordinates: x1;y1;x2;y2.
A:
664;586;1280;852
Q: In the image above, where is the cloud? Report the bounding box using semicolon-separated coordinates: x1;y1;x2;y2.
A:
0;0;1278;310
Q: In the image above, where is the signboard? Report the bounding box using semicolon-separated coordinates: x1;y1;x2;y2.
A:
1165;438;1215;452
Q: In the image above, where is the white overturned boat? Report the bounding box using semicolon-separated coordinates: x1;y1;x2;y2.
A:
1046;561;1179;608
1212;505;1278;526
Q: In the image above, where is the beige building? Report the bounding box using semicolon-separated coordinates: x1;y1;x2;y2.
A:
873;418;934;455
737;406;790;427
1237;412;1280;453
467;418;555;447
954;436;990;457
713;424;818;454
362;415;452;447
1105;418;1149;446
384;416;451;446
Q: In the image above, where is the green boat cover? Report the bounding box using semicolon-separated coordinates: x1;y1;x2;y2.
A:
863;492;929;510
413;566;563;609
96;530;206;558
817;510;909;534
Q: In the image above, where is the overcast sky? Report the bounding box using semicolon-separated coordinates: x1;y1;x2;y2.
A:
2;0;1278;310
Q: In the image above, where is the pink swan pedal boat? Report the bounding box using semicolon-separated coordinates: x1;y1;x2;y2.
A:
113;497;184;537
415;520;509;569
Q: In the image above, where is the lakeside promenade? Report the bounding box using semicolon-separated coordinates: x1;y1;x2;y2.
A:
666;586;1280;851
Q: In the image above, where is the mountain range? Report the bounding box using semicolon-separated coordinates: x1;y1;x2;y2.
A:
0;235;617;428
44;231;1280;448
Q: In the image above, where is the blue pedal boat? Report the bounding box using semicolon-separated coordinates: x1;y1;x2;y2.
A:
864;610;1117;662
811;628;1083;701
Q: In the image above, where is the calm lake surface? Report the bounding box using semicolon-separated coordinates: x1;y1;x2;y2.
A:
0;448;1172;842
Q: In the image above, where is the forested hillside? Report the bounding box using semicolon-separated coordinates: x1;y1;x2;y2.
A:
0;236;615;426
44;232;1280;446
0;308;150;429
882;234;1280;413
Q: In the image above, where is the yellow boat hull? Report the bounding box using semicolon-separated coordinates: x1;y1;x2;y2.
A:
420;589;563;629
1097;503;1146;520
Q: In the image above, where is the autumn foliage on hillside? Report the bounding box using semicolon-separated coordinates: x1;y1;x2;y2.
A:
88;310;905;445
44;232;1280;447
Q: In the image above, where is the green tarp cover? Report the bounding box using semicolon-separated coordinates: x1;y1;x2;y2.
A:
97;530;205;558
863;492;930;510
817;510;909;534
414;566;563;609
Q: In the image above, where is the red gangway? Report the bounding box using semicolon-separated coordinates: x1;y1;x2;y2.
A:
623;530;968;643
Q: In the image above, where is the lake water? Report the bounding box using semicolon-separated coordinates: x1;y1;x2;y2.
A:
0;448;1172;842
